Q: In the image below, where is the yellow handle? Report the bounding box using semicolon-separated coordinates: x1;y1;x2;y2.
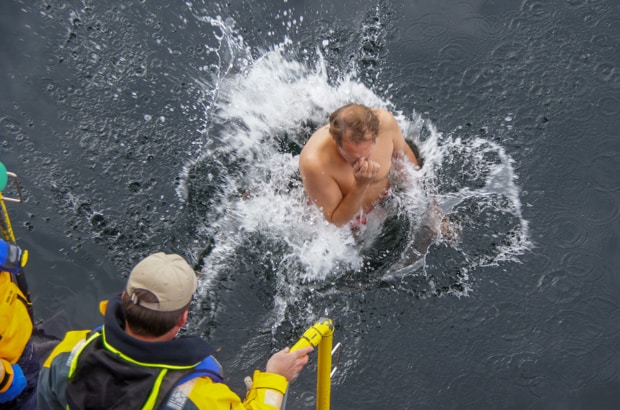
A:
291;318;334;351
290;318;334;410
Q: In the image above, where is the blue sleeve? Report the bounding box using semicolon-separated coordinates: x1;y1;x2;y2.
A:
0;364;26;403
177;355;224;386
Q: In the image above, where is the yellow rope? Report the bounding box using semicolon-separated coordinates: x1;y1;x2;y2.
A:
0;193;16;243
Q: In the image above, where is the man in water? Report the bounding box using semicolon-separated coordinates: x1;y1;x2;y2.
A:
37;252;313;409
299;103;419;227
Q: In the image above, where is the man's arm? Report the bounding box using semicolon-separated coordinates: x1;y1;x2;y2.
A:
397;139;419;166
383;112;419;166
178;347;313;410
299;157;375;227
245;346;313;409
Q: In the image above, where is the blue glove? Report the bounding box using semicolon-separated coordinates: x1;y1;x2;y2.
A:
0;364;27;403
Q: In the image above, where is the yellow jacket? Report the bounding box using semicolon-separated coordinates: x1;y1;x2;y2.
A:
0;271;33;393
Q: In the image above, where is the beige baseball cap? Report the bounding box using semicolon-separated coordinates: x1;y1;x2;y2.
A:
125;252;197;312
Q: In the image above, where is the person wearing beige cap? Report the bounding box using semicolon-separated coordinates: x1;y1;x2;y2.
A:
36;252;313;410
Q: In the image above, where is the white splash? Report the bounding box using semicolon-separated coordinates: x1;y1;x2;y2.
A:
179;13;531;331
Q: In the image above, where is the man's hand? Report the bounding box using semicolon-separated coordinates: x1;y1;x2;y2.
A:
352;158;380;186
266;346;314;382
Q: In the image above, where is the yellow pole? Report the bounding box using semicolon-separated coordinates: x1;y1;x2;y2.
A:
316;326;333;410
290;318;334;410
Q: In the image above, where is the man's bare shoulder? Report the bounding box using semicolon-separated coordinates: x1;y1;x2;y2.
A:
373;108;399;129
372;107;392;116
300;125;330;169
308;124;330;141
300;125;328;156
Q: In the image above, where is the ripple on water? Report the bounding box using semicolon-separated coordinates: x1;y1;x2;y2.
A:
478;14;506;37
507;15;528;31
402;19;449;48
485;349;545;391
567;51;594;71
416;296;460;325
575;293;620;339
596;94;620;116
490;39;525;63
590;33;616;53
495;302;536;342
560;251;605;283
536;268;583;305
588;151;620;194
608;305;620;339
545;307;605;359
437;38;473;63
550;214;592;251
582;13;604;28
0;116;22;134
570;101;597;124
568;344;619;392
560;73;592;98
522;252;553;293
459;65;499;88
589;347;620;387
439;372;490;408
581;189;619;226
520;0;552;20
593;60;617;84
534;150;581;186
565;0;587;9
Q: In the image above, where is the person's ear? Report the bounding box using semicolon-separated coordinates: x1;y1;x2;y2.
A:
177;309;189;327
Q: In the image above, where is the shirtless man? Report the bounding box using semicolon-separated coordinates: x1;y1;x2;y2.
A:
299;103;419;227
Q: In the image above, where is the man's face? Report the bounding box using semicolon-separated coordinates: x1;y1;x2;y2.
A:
337;133;376;166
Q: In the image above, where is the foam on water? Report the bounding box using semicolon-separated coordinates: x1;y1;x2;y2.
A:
178;13;531;332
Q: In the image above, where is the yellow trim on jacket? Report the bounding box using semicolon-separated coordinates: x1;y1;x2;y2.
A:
42;330;91;369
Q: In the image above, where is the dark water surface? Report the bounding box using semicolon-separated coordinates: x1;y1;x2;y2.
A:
2;0;620;409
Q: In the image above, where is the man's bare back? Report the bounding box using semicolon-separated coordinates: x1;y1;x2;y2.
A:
299;104;419;227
